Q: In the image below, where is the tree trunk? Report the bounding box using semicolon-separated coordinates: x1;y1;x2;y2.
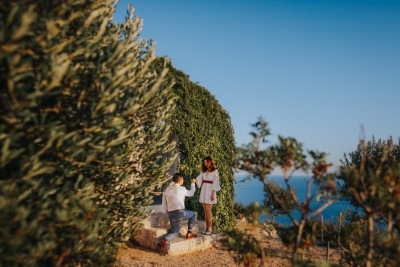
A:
293;219;306;258
366;214;374;267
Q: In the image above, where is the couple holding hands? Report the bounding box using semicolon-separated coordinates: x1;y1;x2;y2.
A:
160;156;221;247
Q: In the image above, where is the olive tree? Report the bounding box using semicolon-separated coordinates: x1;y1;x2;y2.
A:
236;118;339;259
338;136;400;267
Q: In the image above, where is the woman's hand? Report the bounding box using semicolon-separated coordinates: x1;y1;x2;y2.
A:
210;190;216;201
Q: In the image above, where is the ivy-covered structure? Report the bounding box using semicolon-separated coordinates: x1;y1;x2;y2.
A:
152;57;237;231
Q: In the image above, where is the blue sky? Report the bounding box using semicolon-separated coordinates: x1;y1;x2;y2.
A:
114;0;400;175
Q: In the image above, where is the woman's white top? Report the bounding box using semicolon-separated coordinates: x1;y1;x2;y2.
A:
196;169;221;204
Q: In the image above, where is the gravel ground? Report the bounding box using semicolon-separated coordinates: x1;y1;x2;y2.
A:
117;220;341;267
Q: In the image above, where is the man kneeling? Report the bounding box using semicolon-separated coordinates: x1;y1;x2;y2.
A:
160;173;197;249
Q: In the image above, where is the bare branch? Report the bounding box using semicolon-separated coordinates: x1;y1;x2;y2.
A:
310;199;335;217
348;187;372;213
288;168;296;180
306;177;313;200
376;144;389;177
283;173;299;204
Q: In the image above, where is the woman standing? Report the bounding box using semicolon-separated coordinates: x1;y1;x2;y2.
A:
196;156;221;234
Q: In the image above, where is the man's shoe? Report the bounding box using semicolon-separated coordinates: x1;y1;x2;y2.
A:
186;232;197;239
158;238;167;251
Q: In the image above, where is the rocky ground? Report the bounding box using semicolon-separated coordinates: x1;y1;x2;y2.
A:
117;220;342;267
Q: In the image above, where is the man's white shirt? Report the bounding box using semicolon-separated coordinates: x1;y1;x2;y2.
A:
162;183;195;215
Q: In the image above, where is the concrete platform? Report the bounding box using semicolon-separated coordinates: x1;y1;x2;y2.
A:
134;211;222;255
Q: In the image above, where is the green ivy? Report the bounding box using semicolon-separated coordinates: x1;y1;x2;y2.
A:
151;57;236;231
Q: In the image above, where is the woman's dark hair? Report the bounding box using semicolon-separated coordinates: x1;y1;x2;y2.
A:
202;156;216;172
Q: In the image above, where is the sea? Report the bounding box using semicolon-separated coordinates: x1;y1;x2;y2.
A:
234;174;353;226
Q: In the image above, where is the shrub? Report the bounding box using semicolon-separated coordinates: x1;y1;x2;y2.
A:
237;118;338;258
224;228;273;267
338;211;385;266
233;201;249;219
339;136;400;230
263;180;298;223
0;1;175;265
338;137;400;267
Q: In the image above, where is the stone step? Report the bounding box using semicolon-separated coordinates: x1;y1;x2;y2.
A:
135;219;206;238
134;228;222;256
134;212;222;256
142;212;170;228
142;212;206;233
162;232;222;256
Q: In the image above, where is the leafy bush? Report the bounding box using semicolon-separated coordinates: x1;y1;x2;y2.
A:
233;201;265;223
339;137;400;229
263;180;298;222
338;137;400;267
224;228;273;267
280;217;339;248
234;201;249;219
0;1;175;265
337;211;384;266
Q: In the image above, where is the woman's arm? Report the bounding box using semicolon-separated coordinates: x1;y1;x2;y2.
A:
211;170;221;191
196;172;203;187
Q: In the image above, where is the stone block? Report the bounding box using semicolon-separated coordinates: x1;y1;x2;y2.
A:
178;220;205;236
141;212;167;228
158;213;169;226
141;219;151;228
134;211;222;256
167;238;197;255
146;215;159;227
147;227;168;239
152;227;169;238
162;232;223;256
195;220;206;230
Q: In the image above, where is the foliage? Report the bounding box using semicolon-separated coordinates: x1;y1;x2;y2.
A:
291;258;334;267
0;1;175;266
234;201;271;225
338;137;400;267
310;217;339;245
234;201;251;219
237;118;339;260
338;211;384;266
339;136;400;228
263;180;298;222
224;228;273;267
150;57;236;231
236;202;266;224
280;217;339;249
